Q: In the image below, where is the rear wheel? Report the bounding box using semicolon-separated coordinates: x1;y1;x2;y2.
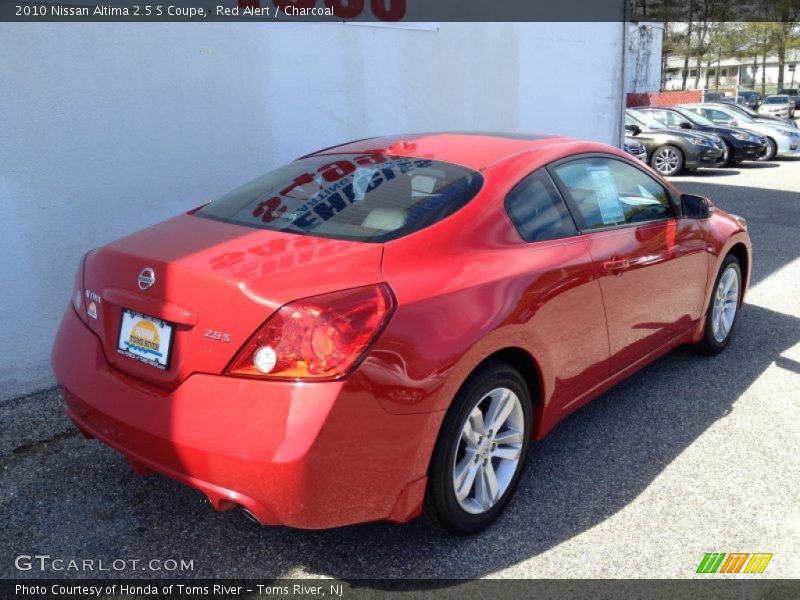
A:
650;145;684;176
694;254;742;355
423;361;532;535
757;137;777;161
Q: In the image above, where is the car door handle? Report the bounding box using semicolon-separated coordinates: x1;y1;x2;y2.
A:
602;258;630;272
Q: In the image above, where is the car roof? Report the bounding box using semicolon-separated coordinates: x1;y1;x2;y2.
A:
682;103;728;109
304;132;574;170
640;106;684;112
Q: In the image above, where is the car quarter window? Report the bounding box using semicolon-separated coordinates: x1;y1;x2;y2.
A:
551;157;672;230
504;169;578;242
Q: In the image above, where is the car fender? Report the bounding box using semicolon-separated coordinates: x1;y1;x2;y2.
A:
691;225;751;343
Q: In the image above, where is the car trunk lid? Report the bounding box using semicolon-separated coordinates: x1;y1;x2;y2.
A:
81;213;385;388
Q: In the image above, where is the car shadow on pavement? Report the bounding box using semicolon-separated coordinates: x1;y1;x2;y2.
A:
736;162;781;169
679;168;740;177
280;304;798;580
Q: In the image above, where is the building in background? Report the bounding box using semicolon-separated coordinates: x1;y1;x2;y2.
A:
663;50;800;92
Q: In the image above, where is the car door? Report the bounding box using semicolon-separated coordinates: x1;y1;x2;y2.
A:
549;155;709;374
503;168;611;408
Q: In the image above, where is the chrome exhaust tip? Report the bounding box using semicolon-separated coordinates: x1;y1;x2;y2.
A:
241;508;260;524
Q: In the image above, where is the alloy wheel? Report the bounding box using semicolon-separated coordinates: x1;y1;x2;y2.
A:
653;147;680;175
757;138;777;161
711;266;740;343
452;387;525;514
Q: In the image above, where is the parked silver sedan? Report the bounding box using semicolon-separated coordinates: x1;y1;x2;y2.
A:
759;95;795;119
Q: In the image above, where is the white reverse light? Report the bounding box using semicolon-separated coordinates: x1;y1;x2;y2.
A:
253;346;277;374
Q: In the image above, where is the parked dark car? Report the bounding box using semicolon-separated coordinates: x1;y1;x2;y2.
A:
778;88;800;110
703;92;726;103
625;109;724;176
636;106;767;164
682;102;800;160
623;132;648;162
736;90;761;110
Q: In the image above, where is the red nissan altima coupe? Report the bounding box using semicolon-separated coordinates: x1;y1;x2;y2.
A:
52;133;751;534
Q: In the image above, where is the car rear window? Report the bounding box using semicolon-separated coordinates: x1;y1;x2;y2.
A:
194;153;484;242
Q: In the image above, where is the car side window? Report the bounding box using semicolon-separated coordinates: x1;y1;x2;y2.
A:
504;169;578;242
647;109;679;127
703;108;730;124
662;110;686;127
552;157;672;230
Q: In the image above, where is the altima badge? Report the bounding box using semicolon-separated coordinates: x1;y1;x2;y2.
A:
137;267;156;290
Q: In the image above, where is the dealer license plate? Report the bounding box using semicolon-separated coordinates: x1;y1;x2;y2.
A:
116;309;174;370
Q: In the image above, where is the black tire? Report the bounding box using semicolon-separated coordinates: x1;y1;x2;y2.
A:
650;145;684;176
723;141;736;166
423;360;532;535
757;137;777;161
694;254;742;356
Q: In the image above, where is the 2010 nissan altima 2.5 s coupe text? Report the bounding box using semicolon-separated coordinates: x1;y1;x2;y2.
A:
52;133;751;535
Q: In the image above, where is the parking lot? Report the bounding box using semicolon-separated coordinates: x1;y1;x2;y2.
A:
1;155;799;581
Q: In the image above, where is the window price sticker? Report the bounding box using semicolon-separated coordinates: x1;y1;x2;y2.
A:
587;166;624;225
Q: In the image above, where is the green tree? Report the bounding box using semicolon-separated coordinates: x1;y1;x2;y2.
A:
757;1;800;89
742;23;781;93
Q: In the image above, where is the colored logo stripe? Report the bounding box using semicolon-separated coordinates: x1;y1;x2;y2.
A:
697;553;726;573
719;553;749;573
744;554;773;574
697;552;773;574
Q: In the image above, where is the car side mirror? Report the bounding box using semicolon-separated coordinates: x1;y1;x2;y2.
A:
728;119;738;126
680;121;692;129
624;124;641;136
681;194;714;219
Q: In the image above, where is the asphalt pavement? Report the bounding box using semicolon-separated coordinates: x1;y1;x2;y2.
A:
1;153;799;580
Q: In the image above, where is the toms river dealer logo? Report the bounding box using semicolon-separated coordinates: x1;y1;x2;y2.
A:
125;321;162;358
696;552;773;574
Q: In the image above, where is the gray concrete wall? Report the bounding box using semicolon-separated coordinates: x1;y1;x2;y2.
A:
0;22;625;400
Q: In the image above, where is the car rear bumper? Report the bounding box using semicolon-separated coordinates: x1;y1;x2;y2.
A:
51;306;439;529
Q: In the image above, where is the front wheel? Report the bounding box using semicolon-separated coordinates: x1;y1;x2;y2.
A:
423;361;532;535
757;137;777;161
650;145;684;176
694;254;742;355
722;141;735;165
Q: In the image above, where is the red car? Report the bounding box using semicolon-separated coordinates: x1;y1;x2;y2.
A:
52;133;751;534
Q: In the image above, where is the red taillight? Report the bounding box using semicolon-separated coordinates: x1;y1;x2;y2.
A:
226;284;396;381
